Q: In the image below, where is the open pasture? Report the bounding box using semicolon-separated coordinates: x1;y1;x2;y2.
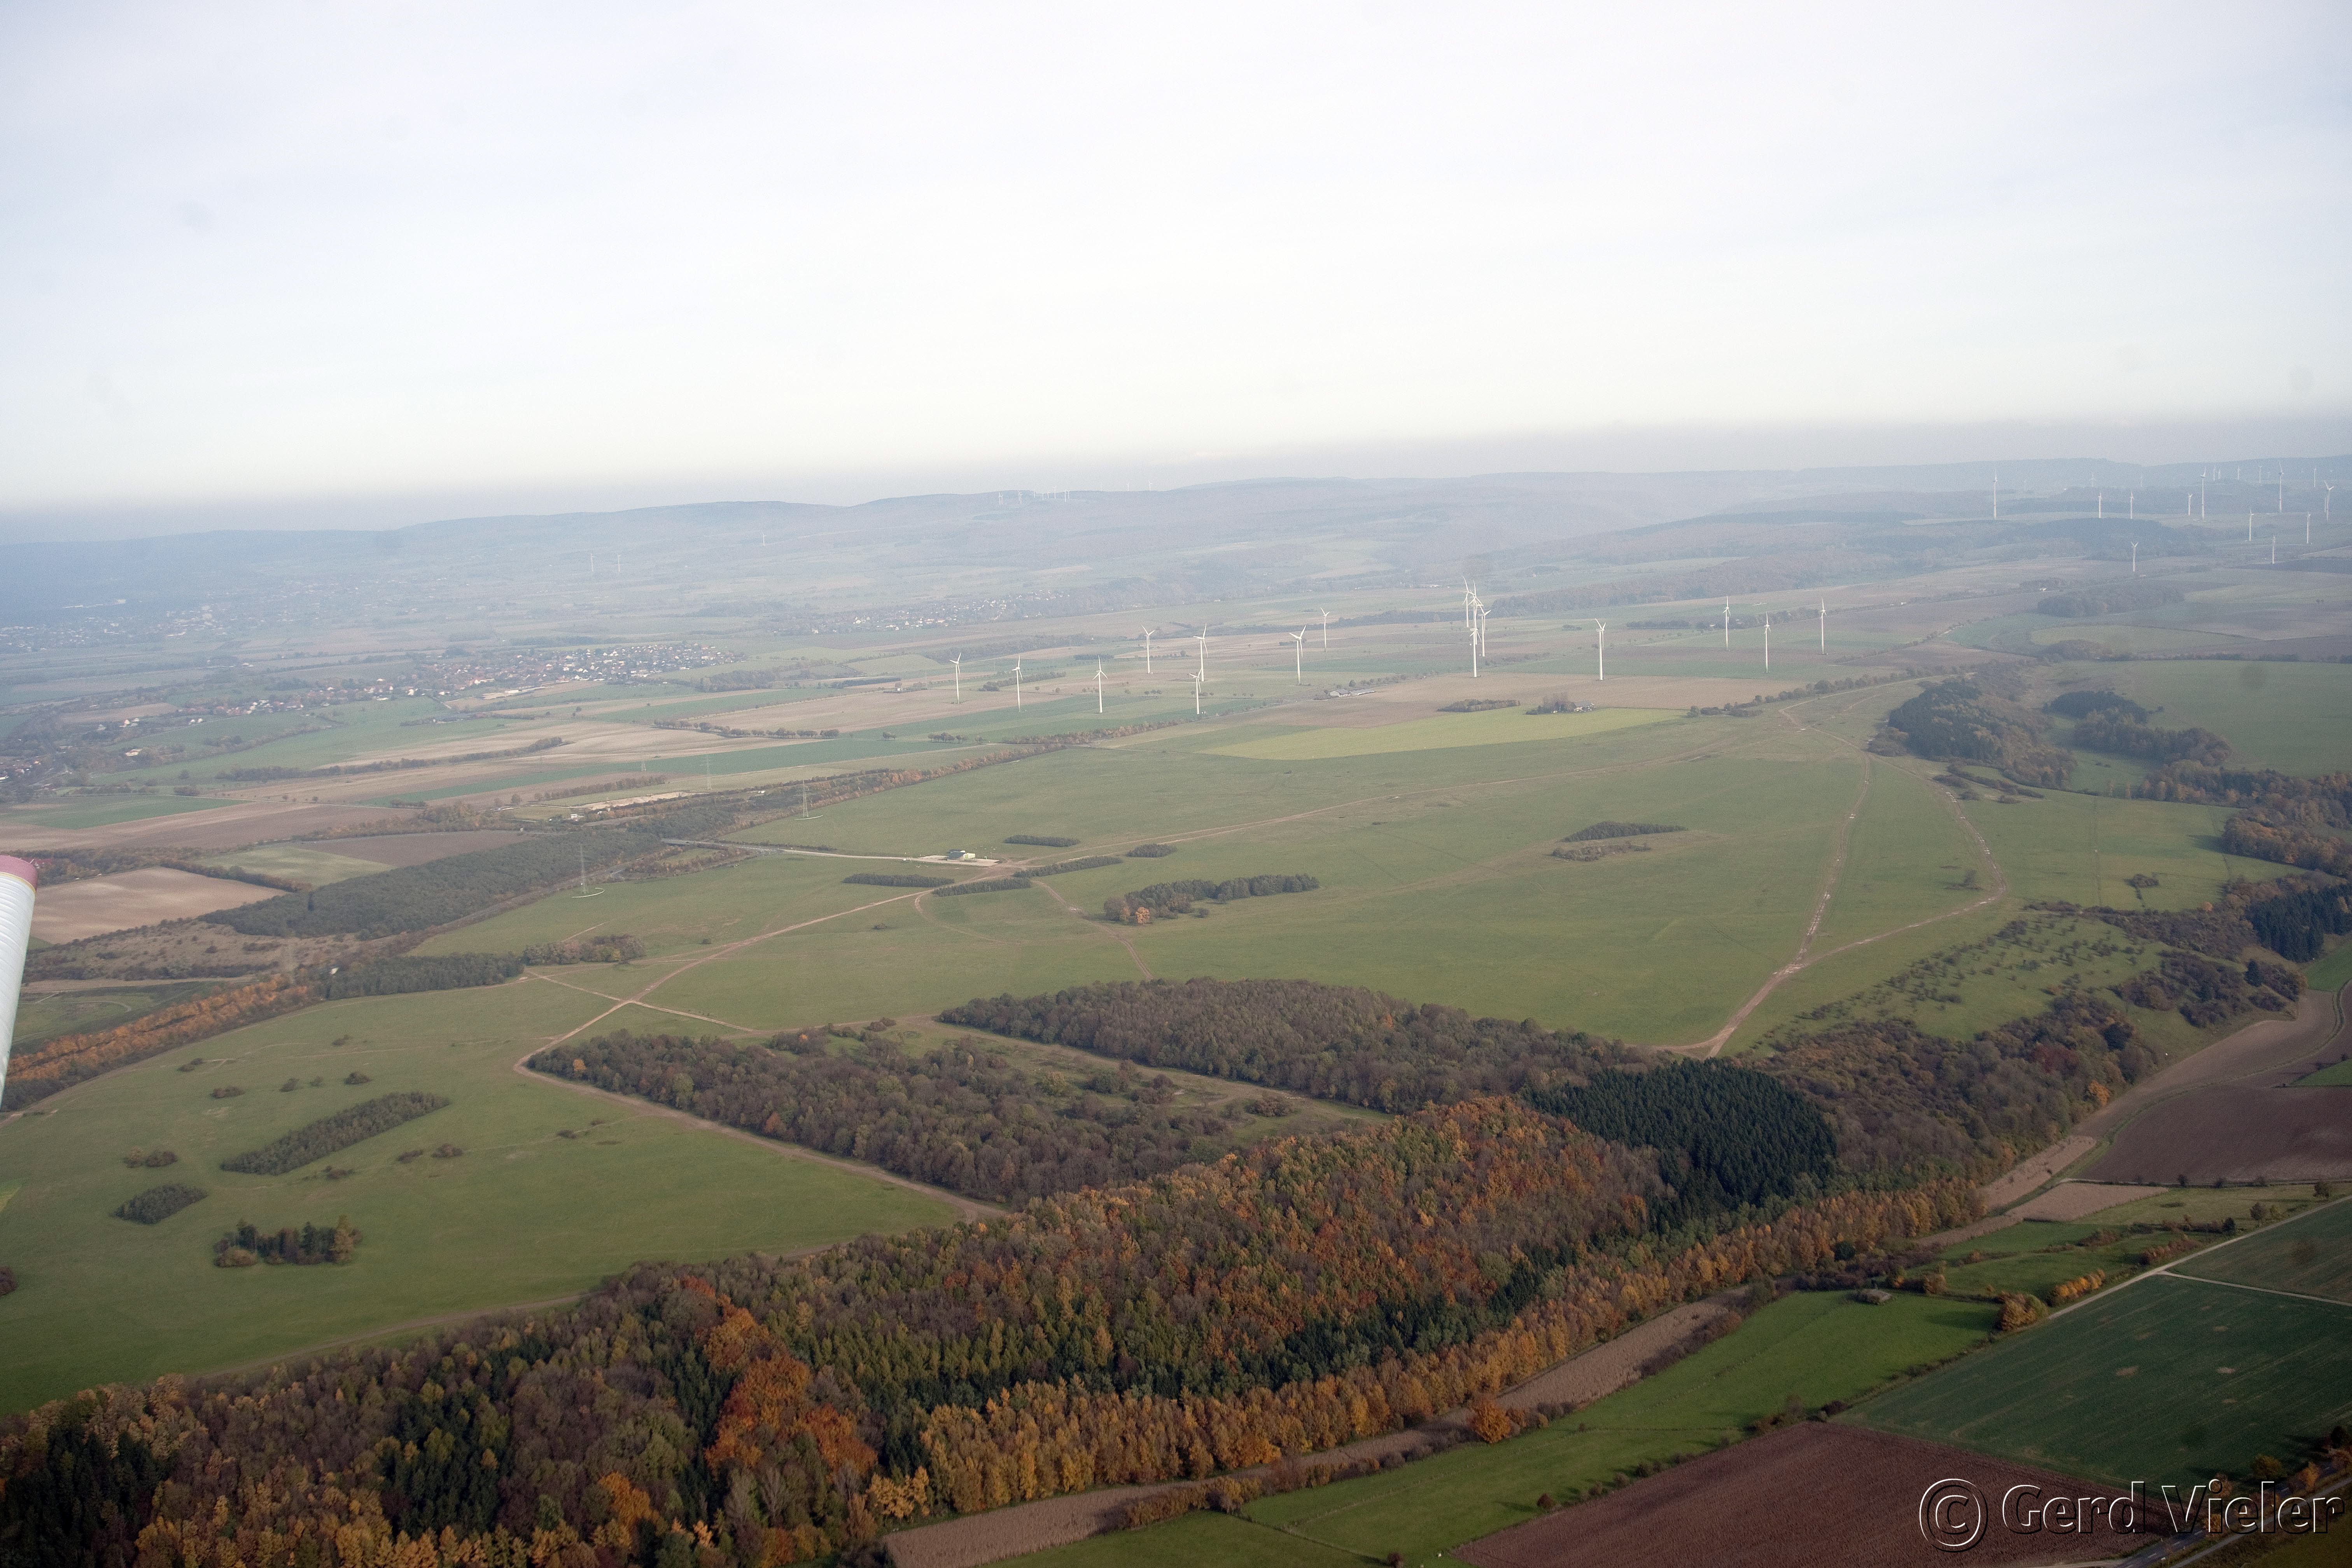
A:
0;976;957;1412
2038;657;2352;777
1208;705;1675;760
2174;1196;2352;1304
670;722;1932;1044
1857;1274;2352;1488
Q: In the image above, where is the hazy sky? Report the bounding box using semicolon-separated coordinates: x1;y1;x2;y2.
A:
4;1;2347;532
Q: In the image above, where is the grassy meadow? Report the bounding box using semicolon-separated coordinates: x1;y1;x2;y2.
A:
1857;1274;2352;1488
0;977;956;1412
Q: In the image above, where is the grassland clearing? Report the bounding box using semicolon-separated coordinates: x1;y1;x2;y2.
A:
0;977;957;1412
2305;942;2352;992
1857;1274;2352;1487
1209;705;1675;760
2038;658;2352;776
197;842;406;885
2173;1195;2352;1304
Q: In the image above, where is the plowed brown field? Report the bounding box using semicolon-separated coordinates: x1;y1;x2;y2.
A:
1458;1424;2154;1568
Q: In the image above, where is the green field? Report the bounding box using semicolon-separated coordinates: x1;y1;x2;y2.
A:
1169;1292;1993;1568
0;794;229;830
2174;1198;2352;1304
1209;706;1675;760
0;978;957;1412
1857;1274;2352;1487
2304;942;2352;992
201;843;407;886
180;698;502;781
2042;658;2352;777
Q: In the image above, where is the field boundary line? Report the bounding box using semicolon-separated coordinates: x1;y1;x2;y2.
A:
2153;1272;2352;1312
2040;1191;2352;1325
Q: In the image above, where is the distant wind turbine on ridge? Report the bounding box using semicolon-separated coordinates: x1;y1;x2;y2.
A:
1723;597;1731;649
1290;628;1307;683
1012;658;1022;710
950;652;962;702
1592;620;1606;681
1319;609;1330;649
1141;628;1155;674
1818;599;1826;653
1195;627;1209;681
1191;670;1203;715
1095;662;1105;713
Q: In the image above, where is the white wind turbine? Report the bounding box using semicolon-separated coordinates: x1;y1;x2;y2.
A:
1195;626;1209;681
1191;669;1204;714
1012;658;1022;710
1723;597;1731;649
1818;598;1827;653
2327;482;2335;524
1319;608;1330;649
1477;606;1491;662
1469;616;1480;679
1290;628;1307;682
1141;628;1155;674
950;653;962;702
1095;662;1105;713
1762;608;1771;672
1592;619;1606;681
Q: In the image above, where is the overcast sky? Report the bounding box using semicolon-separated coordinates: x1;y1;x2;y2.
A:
3;1;2347;535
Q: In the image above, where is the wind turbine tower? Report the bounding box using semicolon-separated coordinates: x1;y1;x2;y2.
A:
951;653;962;702
1141;628;1155;674
1191;670;1203;715
1477;607;1491;662
1723;598;1731;649
1095;662;1105;713
1469;618;1480;679
1012;659;1023;710
1290;628;1306;683
1818;599;1826;653
1593;620;1606;681
1195;628;1209;680
1319;608;1330;649
1763;611;1771;672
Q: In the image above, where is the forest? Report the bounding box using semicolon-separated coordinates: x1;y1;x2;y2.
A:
1883;678;2074;786
1755;992;2157;1176
532;1031;1244;1204
1524;1060;1838;1228
218;1091;452;1176
114;1183;208;1225
841;872;952;888
2042;688;2149;721
0;1100;1976;1567
215;1216;360;1267
2067;710;2231;765
315;952;522;999
203;830;668;938
940;977;1630;1112
1100;874;1319;922
1561;821;1684;842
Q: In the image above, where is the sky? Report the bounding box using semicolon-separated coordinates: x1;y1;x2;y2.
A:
3;1;2348;537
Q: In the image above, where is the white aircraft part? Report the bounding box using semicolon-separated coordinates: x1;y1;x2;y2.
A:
0;855;35;1100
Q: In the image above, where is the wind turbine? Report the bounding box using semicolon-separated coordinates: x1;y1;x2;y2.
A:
1469;617;1480;679
2130;542;2137;576
1141;628;1155;674
1191;670;1204;715
1095;662;1105;713
1477;606;1491;662
1992;469;1999;521
1012;658;1022;710
1319;608;1330;649
950;653;962;702
1762;609;1771;672
1195;627;1209;681
1592;619;1606;681
1818;598;1827;653
1290;628;1307;682
1723;597;1731;649
2326;481;2335;524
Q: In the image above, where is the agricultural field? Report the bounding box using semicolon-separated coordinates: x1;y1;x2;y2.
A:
2173;1196;2352;1304
0;793;228;831
197;842;404;886
10;981;218;1051
27;866;279;942
0;976;956;1411
1212;1292;1997;1566
1857;1274;2352;1488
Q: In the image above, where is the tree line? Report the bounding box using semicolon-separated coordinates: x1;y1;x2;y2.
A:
0;1099;1977;1566
219;1092;451;1176
0;974;312;1110
2068;711;2231;766
1100;874;1318;923
2032;582;2184;617
115;1183;207;1225
215;1216;360;1267
1884;677;2074;786
532;1031;1242;1205
315;952;522;999
941;977;1629;1112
